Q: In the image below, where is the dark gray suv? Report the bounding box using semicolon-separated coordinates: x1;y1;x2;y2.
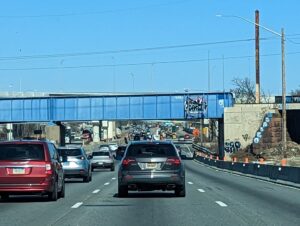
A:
118;141;185;197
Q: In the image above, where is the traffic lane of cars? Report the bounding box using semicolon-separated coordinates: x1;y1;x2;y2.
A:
0;166;117;226
185;159;300;226
49;162;238;226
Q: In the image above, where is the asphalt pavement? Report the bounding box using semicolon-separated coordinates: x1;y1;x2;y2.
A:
0;160;299;226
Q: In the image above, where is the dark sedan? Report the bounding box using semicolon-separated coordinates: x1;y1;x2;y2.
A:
118;141;185;197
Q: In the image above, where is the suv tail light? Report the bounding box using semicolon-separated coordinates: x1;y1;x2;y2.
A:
122;158;136;166
45;163;52;175
166;157;181;166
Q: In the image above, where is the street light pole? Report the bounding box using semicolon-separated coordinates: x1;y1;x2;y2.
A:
217;13;287;153
281;28;287;155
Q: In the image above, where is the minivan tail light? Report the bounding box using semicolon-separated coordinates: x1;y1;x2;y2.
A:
45;163;52;174
122;158;136;166
166;157;181;166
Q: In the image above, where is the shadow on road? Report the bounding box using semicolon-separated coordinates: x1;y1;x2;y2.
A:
113;192;177;199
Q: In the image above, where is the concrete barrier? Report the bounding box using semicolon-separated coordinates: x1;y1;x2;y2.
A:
194;156;300;184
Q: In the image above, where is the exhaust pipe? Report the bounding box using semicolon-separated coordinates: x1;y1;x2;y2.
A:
128;184;137;190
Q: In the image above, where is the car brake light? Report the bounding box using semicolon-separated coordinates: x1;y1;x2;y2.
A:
122;158;136;166
45;163;52;174
166;157;181;166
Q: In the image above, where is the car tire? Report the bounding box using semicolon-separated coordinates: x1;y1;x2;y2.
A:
0;194;9;201
175;185;186;197
48;181;58;201
91;167;94;172
110;164;115;171
58;180;65;198
118;185;128;197
83;176;90;183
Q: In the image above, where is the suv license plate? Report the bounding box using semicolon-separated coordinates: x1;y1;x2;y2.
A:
146;163;157;169
13;168;25;174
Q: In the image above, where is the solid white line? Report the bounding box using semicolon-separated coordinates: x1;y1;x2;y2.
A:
197;189;205;193
188;182;194;185
92;189;100;194
71;202;83;209
112;177;116;180
215;201;228;207
104;182;110;186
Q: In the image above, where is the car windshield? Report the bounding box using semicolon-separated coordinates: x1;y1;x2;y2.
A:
126;143;177;157
58;148;82;156
93;151;110;156
0;144;45;161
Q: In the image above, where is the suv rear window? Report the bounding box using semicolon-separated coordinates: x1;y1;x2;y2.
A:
58;148;82;156
93;151;110;156
126;143;177;157
0;144;45;161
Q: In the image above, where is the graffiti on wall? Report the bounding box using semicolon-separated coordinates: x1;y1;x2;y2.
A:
224;140;241;153
184;96;208;119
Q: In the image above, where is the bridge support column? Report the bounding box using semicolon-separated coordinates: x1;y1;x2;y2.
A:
46;122;65;146
218;118;224;160
56;122;66;146
92;121;100;143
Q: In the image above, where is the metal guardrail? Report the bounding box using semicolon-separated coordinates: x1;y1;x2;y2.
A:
194;155;300;185
192;143;215;156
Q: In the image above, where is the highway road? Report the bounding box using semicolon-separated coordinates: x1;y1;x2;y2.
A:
0;159;299;226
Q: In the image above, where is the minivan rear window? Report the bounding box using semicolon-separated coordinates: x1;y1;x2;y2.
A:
0;144;45;161
126;143;177;157
58;148;82;156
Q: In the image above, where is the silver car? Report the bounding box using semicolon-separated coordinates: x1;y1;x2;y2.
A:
91;149;115;171
57;146;92;182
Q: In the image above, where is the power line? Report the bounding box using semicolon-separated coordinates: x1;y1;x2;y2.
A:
0;51;299;71
0;37;275;61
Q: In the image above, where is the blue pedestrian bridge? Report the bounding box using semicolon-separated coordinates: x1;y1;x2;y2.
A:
0;92;234;123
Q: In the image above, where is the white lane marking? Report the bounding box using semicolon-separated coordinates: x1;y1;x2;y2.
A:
104;182;110;186
188;182;194;185
71;202;83;209
112;177;116;180
92;189;100;194
197;189;205;193
215;201;228;207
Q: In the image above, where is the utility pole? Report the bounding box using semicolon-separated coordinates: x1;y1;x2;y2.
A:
281;28;287;155
255;10;260;103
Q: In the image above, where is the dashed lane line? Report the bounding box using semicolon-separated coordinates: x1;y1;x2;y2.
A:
188;182;194;185
215;201;228;207
71;202;83;209
112;177;116;180
92;189;100;194
104;182;110;186
197;189;205;193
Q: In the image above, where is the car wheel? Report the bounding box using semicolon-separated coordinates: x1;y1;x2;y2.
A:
110;164;115;171
175;185;186;197
91;167;94;172
83;176;89;183
118;185;128;197
58;180;65;198
0;194;9;201
48;181;58;201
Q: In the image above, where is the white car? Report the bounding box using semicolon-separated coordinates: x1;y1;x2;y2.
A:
91;150;115;171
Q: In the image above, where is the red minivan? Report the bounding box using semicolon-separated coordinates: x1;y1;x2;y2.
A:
0;140;65;201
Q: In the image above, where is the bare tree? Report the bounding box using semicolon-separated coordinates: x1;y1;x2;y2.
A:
230;77;256;104
291;87;300;96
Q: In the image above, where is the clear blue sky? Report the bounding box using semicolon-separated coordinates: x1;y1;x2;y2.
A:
0;0;299;95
